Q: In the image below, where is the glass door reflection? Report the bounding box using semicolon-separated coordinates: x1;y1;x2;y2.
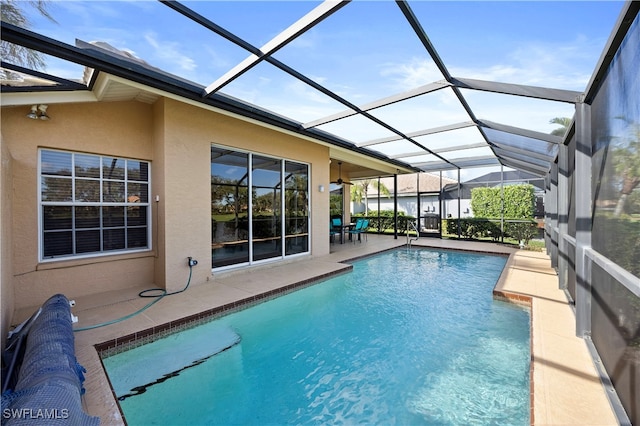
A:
211;148;249;268
252;155;282;261
284;161;309;255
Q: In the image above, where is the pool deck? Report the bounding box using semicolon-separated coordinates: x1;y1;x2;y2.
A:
13;235;618;425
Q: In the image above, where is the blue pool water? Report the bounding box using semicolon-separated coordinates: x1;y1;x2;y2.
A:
103;249;530;425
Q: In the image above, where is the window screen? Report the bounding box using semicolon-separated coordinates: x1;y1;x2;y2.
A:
40;149;150;260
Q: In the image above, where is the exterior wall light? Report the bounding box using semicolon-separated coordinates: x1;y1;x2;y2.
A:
27;104;50;120
26;105;38;119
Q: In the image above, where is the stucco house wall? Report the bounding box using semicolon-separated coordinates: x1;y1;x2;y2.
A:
1;134;15;350
0;97;331;314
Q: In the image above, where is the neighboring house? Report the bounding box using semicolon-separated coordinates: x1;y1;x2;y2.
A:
353;170;544;220
442;170;545;218
352;173;457;217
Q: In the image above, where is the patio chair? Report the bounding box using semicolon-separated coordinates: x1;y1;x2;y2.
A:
360;219;369;241
348;218;365;243
330;218;342;243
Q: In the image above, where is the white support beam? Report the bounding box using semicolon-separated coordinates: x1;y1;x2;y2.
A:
357;121;476;147
479;119;563;144
492;143;554;162
390;142;488;159
413;154;497;169
204;1;348;95
302;80;450;129
500;157;548;176
493;151;550;171
453;77;582;103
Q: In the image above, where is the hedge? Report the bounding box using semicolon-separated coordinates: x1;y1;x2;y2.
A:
443;218;538;244
471;184;535;219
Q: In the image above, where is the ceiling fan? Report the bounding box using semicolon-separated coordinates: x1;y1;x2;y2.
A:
331;161;352;185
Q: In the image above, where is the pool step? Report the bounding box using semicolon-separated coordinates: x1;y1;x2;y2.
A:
103;325;241;400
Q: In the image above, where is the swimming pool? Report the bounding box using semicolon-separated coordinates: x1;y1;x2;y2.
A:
103;248;530;425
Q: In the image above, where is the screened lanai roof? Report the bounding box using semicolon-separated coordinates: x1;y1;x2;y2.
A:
0;1;628;178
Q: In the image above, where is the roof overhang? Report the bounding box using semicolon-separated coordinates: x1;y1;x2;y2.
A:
1;21;418;176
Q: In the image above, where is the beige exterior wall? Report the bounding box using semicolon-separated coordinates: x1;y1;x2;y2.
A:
1;133;15;350
156;99;213;292
1;102;156;313
159;98;330;289
151;100;167;291
1;98;331;315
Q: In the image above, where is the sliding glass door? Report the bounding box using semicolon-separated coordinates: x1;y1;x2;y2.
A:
252;155;282;261
285;161;309;255
211;148;250;268
211;146;309;269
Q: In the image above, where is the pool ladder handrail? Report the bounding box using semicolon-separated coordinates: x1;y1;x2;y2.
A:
407;219;419;249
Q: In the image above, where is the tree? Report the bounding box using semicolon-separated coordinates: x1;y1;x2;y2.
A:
0;0;56;71
351;179;390;215
549;117;571;137
284;173;308;217
544;117;571;154
612;121;640;216
350;183;365;212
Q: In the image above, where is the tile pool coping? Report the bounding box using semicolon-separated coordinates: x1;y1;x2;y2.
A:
493;283;535;424
95;246;513;357
94;266;354;357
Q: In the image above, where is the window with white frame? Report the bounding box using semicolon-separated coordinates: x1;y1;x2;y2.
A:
39;149;151;260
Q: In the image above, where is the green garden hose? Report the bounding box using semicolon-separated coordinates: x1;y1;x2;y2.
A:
73;264;193;332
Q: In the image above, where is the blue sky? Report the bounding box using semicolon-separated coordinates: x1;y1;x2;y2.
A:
23;0;626;179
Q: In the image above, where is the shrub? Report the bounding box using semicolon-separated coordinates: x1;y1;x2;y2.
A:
471;184;535;219
504;220;538;245
444;217;537;244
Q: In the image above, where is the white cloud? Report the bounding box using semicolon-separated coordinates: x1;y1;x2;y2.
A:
286;28;319;50
144;31;197;73
257;76;271;86
201;45;232;72
452;37;600;91
359;34;598;140
380;58;445;91
55;2;121;23
286;79;333;105
379;33;604;94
